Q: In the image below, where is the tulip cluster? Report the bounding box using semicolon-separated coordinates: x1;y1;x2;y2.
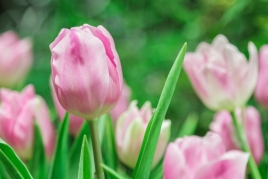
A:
0;85;55;160
0;25;267;179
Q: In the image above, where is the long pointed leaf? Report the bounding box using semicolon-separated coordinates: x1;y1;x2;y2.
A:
69;121;92;179
101;164;127;179
28;123;47;179
132;43;187;179
48;113;70;179
78;136;92;179
102;116;117;170
0;139;33;179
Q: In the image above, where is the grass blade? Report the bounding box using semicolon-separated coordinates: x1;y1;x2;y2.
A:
132;43;187;179
78;136;92;179
48;113;69;179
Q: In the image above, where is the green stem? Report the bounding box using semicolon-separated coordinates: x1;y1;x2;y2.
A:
88;120;105;179
230;111;262;179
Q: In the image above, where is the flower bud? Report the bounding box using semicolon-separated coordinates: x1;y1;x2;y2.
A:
183;34;258;111
164;132;249;179
0;31;32;88
50;24;123;120
115;100;171;169
0;85;55;160
255;45;268;107
210;106;264;163
110;83;131;123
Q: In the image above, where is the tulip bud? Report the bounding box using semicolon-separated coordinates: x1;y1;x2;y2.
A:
110;82;131;123
50;24;123;120
183;34;258;111
0;31;32;88
0;85;55;160
210;106;264;164
115;100;171;169
50;80;83;135
164;132;249;179
255;45;268;107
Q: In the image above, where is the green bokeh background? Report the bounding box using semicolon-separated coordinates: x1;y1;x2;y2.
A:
0;0;268;173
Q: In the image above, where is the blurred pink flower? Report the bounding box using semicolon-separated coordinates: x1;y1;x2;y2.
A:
110;83;131;123
210;106;264;164
255;45;268;107
115;100;170;169
164;132;249;179
50;24;123;120
0;85;55;160
184;35;258;111
0;31;32;88
50;81;83;136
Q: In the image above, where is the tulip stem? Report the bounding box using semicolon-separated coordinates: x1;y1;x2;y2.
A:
88;119;105;179
230;111;262;179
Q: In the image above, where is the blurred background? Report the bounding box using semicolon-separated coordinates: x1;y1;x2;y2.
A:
0;0;268;155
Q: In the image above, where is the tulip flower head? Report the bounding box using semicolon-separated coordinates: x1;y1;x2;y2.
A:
115;100;171;169
184;35;258;111
0;31;32;88
50;24;123;120
210;106;264;163
110;83;131;122
255;45;268;107
164;132;249;179
0;85;55;160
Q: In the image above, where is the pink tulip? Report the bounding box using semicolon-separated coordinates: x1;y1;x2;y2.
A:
0;31;32;88
183;35;258;111
164;132;249;179
115;100;171;169
50;81;83;135
110;83;131;122
210;106;264;163
50;24;123;120
255;45;268;107
0;85;55;160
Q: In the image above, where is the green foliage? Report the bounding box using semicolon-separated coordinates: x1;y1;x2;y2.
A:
69;121;91;179
78;136;93;179
28;124;47;179
48;113;70;179
0;139;33;179
178;113;199;137
101;164;127;179
132;43;187;179
102;116;117;171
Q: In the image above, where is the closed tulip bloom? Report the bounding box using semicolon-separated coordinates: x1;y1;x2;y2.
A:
50;81;83;135
210;106;264;163
184;35;258;111
0;31;32;88
255;45;268;107
164;132;249;179
50;24;123;120
110;83;131;122
0;85;55;160
116;100;171;169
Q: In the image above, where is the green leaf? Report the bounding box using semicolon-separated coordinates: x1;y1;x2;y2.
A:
28;123;47;179
101;164;127;179
48;112;70;179
69;121;93;179
0;138;33;179
132;43;187;179
178;113;198;137
102;116;117;170
0;161;9;179
78;136;92;179
149;160;163;179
